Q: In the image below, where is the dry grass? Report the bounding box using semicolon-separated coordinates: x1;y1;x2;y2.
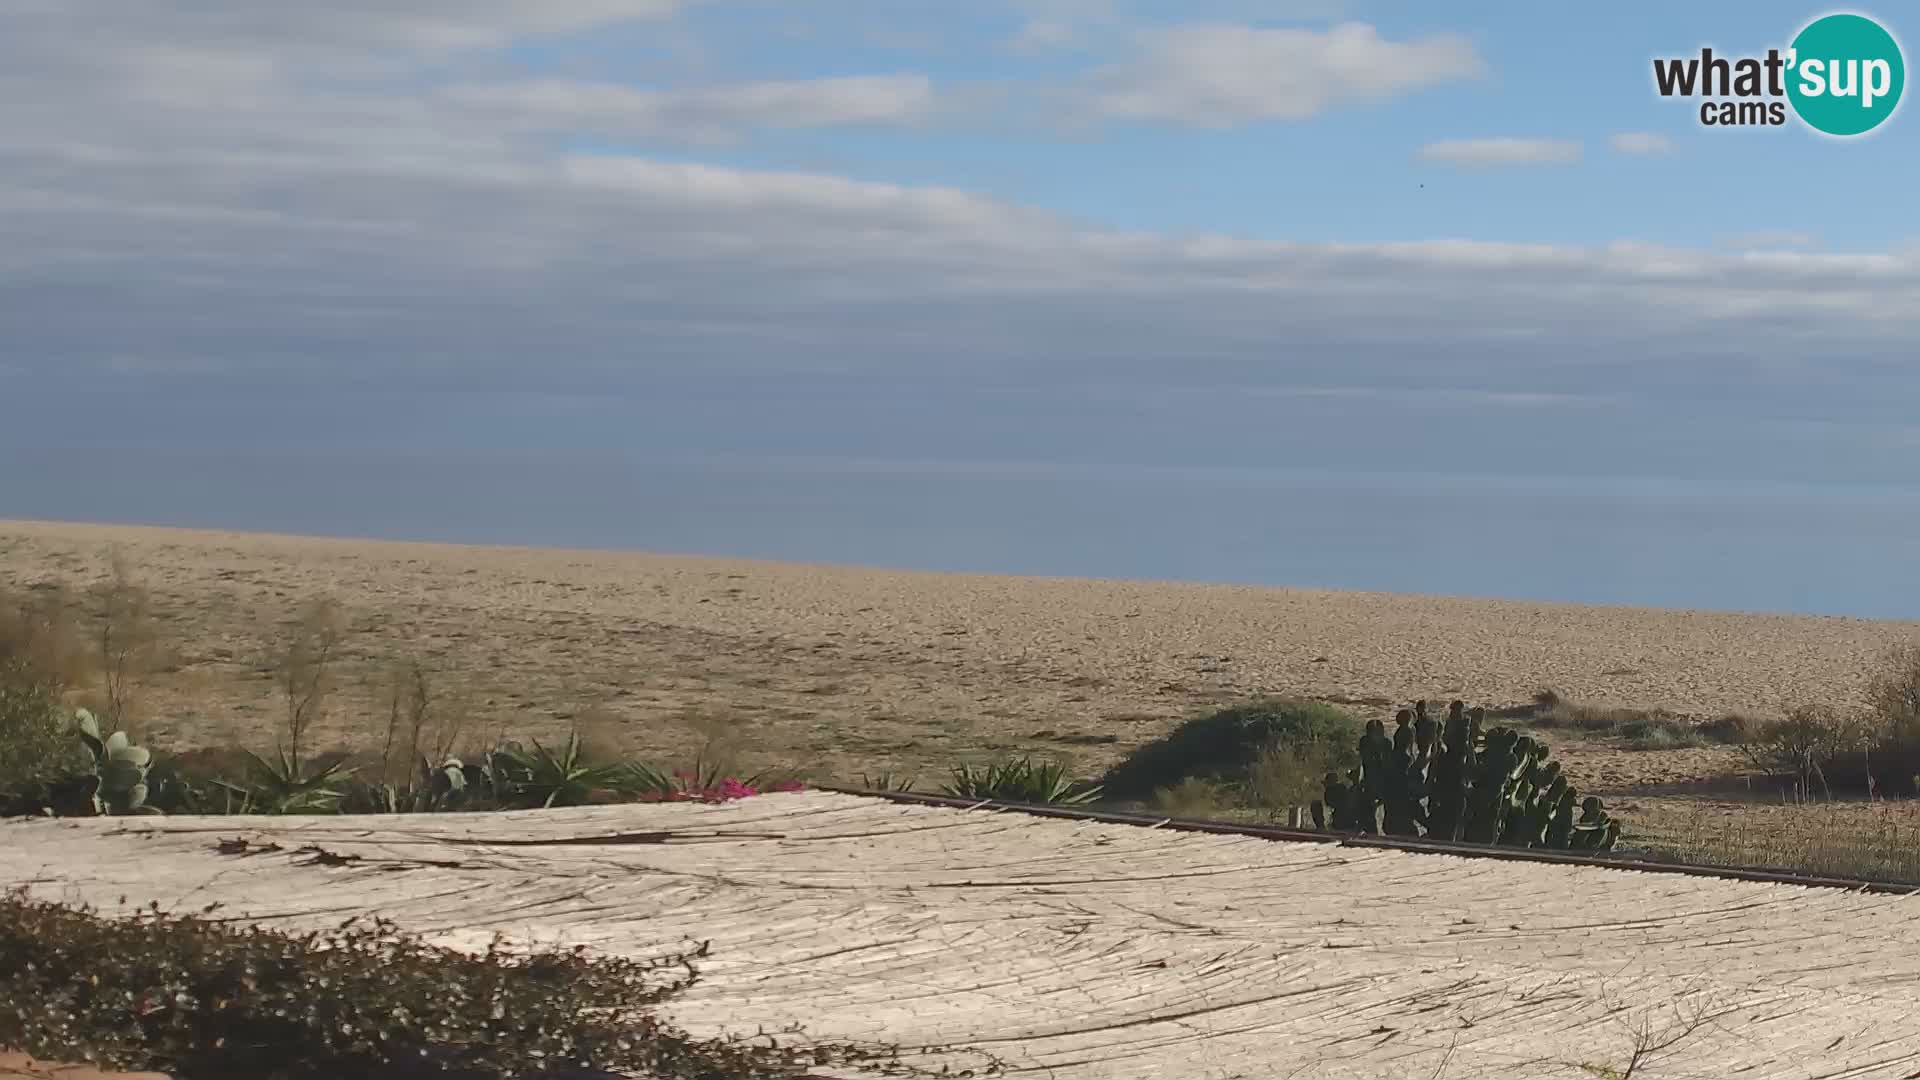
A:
0;582;91;695
1243;739;1348;810
88;554;158;733
1617;716;1707;750
367;657;468;785
1697;713;1757;744
1525;689;1656;733
1149;777;1225;818
276;596;343;768
1523;690;1758;752
1865;643;1920;736
1630;797;1920;884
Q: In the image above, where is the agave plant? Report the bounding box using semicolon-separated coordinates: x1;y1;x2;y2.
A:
614;759;680;801
488;733;634;809
941;756;1102;806
212;748;355;815
857;771;918;793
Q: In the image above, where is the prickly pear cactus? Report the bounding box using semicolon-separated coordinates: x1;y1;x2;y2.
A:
1315;701;1620;852
67;709;159;815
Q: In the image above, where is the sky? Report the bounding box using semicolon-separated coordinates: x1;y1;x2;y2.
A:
2;2;1919;616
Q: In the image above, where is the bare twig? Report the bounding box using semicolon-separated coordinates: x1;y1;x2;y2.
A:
280;597;344;771
1587;980;1734;1080
89;553;155;731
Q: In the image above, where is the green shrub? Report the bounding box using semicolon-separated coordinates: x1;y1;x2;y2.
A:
941;756;1101;805
0;889;903;1080
1098;699;1359;803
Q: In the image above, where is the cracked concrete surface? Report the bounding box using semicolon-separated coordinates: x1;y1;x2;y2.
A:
8;791;1920;1078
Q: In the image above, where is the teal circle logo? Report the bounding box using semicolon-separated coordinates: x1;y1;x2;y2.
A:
1787;13;1905;136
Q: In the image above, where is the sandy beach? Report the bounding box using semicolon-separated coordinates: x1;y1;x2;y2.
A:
3;517;1916;797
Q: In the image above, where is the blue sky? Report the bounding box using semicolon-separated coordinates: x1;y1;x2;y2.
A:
1;1;1917;613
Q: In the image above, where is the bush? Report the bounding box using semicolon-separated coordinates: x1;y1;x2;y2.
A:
0;583;97;807
1748;650;1920;797
1850;646;1920;796
0;889;898;1080
0;665;87;805
1099;700;1358;804
1243;737;1352;810
1741;704;1864;797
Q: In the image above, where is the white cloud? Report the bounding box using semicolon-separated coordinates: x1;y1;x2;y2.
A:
1610;131;1673;155
446;75;935;141
1418;137;1582;167
557;156;1041;231
1090;21;1484;125
1721;230;1822;251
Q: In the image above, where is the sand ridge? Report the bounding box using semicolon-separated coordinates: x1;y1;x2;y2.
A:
1;518;1914;786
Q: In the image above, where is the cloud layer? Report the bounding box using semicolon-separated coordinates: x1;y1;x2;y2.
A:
1609;132;1674;155
1;2;1915;402
1091;22;1484;125
445;75;937;142
1418;137;1583;167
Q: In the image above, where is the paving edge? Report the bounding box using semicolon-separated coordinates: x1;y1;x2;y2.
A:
815;785;1920;896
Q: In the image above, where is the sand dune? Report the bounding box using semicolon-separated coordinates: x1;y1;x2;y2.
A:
1;518;1915;787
